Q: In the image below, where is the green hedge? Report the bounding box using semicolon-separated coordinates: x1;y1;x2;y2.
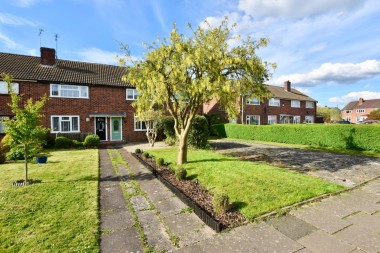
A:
213;123;380;151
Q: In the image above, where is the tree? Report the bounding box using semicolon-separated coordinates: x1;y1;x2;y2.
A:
122;19;275;164
2;74;49;184
138;109;163;147
367;108;380;120
317;106;341;123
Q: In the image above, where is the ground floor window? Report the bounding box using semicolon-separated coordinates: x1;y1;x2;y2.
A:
345;117;351;122
134;115;146;131
0;116;9;133
268;115;277;125
304;116;314;123
51;116;80;133
246;115;260;125
293;116;301;124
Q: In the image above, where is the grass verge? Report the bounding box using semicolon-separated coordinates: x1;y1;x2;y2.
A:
0;149;99;252
146;148;344;221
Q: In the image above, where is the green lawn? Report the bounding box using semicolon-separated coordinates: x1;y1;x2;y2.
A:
147;148;344;220
0;149;99;253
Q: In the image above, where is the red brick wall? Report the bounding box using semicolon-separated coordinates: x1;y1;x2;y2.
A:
0;82;147;142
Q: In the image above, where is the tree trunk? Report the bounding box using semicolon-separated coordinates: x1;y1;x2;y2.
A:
177;134;188;164
24;144;28;183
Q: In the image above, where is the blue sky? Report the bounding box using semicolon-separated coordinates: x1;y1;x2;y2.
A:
1;0;380;108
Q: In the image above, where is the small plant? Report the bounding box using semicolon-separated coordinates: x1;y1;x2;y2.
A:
212;192;230;215
175;166;187;180
135;148;142;154
83;134;100;148
0;144;6;164
0;134;11;152
55;136;73;149
142;152;149;159
156;157;165;167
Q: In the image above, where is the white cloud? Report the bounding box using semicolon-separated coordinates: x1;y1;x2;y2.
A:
294;87;310;95
329;91;380;105
274;60;380;86
238;0;365;20
77;47;119;65
308;43;327;54
0;12;36;26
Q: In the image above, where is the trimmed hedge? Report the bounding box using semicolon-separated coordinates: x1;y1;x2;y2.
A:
214;123;380;151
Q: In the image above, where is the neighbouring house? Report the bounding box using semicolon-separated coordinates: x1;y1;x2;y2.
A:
0;47;147;143
203;81;317;125
341;98;380;123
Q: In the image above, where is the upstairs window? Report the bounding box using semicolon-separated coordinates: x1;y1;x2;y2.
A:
0;81;19;94
126;89;139;100
306;101;314;108
291;100;300;108
246;97;260;105
51;116;80;133
356;109;365;113
345;110;352;114
50;84;88;98
269;98;280;107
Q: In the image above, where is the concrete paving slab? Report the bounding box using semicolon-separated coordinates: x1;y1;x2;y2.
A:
293;248;313;253
339;190;380;214
141;182;174;204
165;212;205;236
136;210;174;252
291;204;352;234
130;195;150;211
344;212;380;233
99;184;126;211
100;227;143;253
176;226;215;248
155;197;188;217
333;225;380;253
361;179;380;195
314;196;359;218
267;214;316;240
100;209;133;231
297;230;356;253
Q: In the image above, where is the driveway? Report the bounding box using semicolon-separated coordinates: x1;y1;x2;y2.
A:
210;139;380;187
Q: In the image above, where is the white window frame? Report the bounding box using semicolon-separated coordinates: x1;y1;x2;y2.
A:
246;97;260;105
356;109;365;113
345;117;351;122
246;115;260;125
126;89;139;100
51;116;80;133
269;98;280;107
134;115;146;131
0;116;10;133
306;101;314;108
268;115;277;125
0;81;19;94
293;116;301;124
345;110;352;114
305;116;314;123
291;100;300;108
50;84;89;99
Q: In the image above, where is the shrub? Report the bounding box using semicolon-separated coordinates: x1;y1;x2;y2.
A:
188;115;209;149
135;148;142;154
0;134;11;153
175;166;187;180
156;157;165;167
83;134;100;148
55;136;73;149
212;192;230;215
214;123;380;151
7;148;25;160
161;116;176;145
142;152;149;159
73;140;84;148
204;114;224;136
0;144;6;164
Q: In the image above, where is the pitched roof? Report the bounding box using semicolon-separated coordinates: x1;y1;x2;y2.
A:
267;85;317;102
0;52;131;87
342;99;380;110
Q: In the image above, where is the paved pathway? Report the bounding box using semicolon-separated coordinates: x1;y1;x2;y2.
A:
99;143;380;253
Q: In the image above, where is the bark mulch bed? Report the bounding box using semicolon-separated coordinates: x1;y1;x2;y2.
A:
135;153;246;230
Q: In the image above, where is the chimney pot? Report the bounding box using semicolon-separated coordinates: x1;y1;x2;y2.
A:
40;47;56;66
284;80;291;92
358;97;364;105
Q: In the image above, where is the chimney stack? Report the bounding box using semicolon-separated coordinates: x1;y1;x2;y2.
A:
284;80;291;92
358;97;364;105
40;47;56;66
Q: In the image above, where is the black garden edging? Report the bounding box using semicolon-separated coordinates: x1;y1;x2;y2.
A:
132;153;224;232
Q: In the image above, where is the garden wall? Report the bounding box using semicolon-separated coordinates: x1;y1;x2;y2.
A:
213;123;380;151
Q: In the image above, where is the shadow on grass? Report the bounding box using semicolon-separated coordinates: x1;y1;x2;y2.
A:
230;201;248;211
187;158;236;164
186;174;198;180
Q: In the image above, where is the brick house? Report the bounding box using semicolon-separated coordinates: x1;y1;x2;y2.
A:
203;81;317;125
0;47;146;142
341;98;380;123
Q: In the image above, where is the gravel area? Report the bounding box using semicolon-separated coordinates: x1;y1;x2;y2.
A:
210;139;380;187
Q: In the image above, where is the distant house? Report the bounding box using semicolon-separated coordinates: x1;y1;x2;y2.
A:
203;81;317;125
341;98;380;123
0;47;146;142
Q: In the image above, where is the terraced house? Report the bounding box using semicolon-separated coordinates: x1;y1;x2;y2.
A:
0;47;146;143
203;81;317;125
341;98;380;123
